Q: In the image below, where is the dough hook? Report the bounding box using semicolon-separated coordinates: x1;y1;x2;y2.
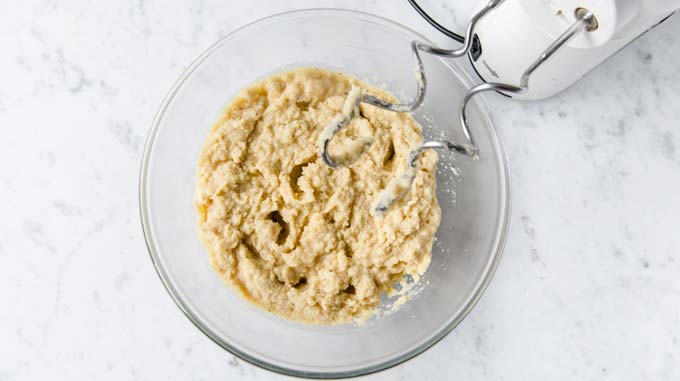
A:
318;0;597;214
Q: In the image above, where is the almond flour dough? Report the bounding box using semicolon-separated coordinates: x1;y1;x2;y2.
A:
195;68;441;325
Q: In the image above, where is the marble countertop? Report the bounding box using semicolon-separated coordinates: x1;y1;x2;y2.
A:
1;1;679;379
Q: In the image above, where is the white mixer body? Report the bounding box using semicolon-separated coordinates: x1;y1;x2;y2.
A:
469;0;679;99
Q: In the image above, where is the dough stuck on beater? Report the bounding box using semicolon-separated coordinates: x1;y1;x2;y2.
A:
328;136;375;167
317;85;375;167
372;167;417;216
195;68;440;324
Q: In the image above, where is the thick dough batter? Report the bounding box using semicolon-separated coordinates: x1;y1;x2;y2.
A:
196;68;440;324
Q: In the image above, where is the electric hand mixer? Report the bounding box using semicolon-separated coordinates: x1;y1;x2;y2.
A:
318;0;679;214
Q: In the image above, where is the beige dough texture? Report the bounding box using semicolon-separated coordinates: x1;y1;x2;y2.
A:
195;68;441;324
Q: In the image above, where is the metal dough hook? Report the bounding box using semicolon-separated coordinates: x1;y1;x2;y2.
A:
319;0;597;214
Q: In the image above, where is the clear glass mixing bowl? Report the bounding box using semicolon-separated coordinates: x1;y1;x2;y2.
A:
140;9;510;378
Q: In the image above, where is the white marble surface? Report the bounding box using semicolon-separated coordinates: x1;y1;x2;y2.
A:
1;1;679;380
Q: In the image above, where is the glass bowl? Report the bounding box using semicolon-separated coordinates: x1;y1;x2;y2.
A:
140;8;510;379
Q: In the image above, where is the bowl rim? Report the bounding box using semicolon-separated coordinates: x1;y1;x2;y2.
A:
139;7;511;379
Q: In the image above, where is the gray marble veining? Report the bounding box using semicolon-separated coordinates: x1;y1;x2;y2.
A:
0;1;678;380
